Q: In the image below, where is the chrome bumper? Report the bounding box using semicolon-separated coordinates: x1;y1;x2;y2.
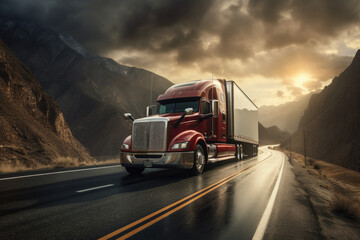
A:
120;151;194;169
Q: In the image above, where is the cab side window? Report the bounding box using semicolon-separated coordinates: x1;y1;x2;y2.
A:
201;101;211;114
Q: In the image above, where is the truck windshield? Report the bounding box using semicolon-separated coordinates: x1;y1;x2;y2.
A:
157;98;200;114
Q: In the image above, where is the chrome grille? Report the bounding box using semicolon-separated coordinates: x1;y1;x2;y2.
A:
132;117;168;152
133;122;149;151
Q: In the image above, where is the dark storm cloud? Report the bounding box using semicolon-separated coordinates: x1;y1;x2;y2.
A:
214;3;257;60
1;0;359;64
248;0;290;23
0;0;216;58
249;0;360;50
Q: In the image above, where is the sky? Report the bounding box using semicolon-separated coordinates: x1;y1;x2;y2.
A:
1;0;359;106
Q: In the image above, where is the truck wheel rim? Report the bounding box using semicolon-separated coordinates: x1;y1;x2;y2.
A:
195;150;204;171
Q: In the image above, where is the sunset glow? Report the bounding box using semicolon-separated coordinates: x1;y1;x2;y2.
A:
1;0;358;106
294;73;311;88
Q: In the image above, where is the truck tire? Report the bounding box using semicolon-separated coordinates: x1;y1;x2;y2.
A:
235;144;243;161
125;167;145;174
192;144;205;175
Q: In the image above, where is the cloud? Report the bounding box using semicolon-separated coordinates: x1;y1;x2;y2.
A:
240;46;353;82
276;90;284;98
1;0;359;63
250;0;360;50
1;0;359;105
302;80;322;91
287;86;304;97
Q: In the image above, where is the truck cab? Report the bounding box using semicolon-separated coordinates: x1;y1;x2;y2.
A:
120;79;258;175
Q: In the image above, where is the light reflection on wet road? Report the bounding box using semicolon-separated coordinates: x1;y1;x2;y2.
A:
0;147;291;240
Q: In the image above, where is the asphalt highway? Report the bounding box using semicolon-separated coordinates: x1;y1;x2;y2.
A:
0;147;323;240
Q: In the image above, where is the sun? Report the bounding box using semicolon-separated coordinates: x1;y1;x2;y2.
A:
294;72;310;87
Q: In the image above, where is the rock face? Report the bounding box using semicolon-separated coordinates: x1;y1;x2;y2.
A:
0;39;92;166
259;123;290;146
287;50;360;171
259;93;312;134
0;20;173;156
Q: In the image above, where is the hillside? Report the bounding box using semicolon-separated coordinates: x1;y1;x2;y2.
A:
286;50;360;171
0;20;173;156
0;39;92;169
259;123;290;146
259;93;312;134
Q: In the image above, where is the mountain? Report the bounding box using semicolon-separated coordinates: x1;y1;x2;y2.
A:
0;20;173;156
0;39;92;167
259;123;290;146
286;50;360;171
259;93;312;134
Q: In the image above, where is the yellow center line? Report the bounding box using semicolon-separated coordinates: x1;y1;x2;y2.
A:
116;163;258;240
99;157;266;240
98;168;243;240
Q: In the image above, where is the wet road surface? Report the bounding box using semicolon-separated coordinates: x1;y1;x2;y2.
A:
0;146;322;240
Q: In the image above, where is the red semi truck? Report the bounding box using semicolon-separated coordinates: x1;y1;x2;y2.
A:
120;79;258;175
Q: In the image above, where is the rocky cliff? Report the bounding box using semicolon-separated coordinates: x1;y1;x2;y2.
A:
259;93;312;134
287;50;360;171
259;123;290;146
0;20;173;156
0;39;92;168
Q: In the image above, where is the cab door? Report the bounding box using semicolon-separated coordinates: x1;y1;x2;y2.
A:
200;99;212;140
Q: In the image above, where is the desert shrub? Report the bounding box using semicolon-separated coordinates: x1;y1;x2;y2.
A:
313;163;321;170
332;193;360;221
53;157;79;168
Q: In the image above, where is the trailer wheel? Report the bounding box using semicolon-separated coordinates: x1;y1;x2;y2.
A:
125;167;145;174
235;144;243;161
192;144;205;175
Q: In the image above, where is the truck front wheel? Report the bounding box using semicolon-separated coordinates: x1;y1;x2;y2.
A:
192;144;205;175
125;167;145;174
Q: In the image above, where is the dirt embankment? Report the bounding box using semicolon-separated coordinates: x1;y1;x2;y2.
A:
276;147;360;239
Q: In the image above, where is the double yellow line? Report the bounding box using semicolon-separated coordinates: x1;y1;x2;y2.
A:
99;160;264;240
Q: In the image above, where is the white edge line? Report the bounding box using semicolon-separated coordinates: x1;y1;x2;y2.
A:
76;184;115;193
252;152;285;240
0;165;121;181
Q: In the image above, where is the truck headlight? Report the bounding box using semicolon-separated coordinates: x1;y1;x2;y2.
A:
122;143;129;149
171;141;189;149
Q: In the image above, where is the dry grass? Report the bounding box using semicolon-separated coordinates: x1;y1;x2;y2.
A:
277;146;360;222
332;192;360;221
0;156;119;173
279;147;360;188
310;160;360;186
0;160;34;173
52;157;80;168
0;157;81;173
93;158;120;165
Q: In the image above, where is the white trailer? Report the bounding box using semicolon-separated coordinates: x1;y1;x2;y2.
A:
226;81;259;156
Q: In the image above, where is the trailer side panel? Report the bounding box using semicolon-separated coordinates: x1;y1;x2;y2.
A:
226;81;259;144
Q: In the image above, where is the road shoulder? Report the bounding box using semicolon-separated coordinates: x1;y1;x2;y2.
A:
264;152;324;240
289;156;360;239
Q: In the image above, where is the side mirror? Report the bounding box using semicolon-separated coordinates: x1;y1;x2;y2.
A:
185;108;193;115
146;105;157;117
211;100;219;117
124;113;135;121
